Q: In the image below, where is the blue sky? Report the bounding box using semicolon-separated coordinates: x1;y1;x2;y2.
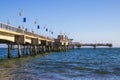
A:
0;0;120;47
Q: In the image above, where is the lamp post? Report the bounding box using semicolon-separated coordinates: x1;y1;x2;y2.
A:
34;18;37;33
19;9;26;34
42;24;47;36
7;19;10;30
7;19;10;24
34;18;40;35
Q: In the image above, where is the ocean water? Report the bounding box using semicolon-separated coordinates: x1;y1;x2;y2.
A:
0;48;120;80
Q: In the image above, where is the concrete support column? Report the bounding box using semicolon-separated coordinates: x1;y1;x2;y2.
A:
37;46;39;53
72;45;74;49
22;45;25;54
26;45;29;55
61;46;63;51
46;46;50;52
55;46;57;51
61;46;64;51
38;46;41;53
30;45;32;55
66;45;68;50
48;46;51;52
8;44;12;58
18;44;21;58
93;45;96;49
62;45;64;51
55;46;58;51
68;46;71;49
46;46;48;52
64;45;67;51
34;45;37;55
52;46;54;51
51;45;53;51
43;46;46;52
78;46;81;49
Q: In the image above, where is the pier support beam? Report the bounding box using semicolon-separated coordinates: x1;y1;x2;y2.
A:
46;46;51;52
93;45;96;49
42;46;46;52
72;45;74;49
18;44;21;58
48;46;51;52
50;45;53;51
34;45;37;55
64;45;67;51
37;46;39;53
38;46;41;53
22;45;25;54
8;44;12;58
26;45;29;55
30;45;33;55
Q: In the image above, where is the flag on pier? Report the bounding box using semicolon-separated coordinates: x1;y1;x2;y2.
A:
37;25;40;29
46;28;48;32
23;17;26;22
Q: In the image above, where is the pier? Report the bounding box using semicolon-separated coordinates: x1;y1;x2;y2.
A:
0;22;113;58
69;42;112;49
0;22;69;58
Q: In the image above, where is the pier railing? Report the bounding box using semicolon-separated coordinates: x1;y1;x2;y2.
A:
0;22;18;32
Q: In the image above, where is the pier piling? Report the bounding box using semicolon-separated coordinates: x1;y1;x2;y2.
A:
26;45;29;55
8;44;12;58
18;44;21;58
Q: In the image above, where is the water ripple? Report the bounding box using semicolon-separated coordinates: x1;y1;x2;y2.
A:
0;48;120;80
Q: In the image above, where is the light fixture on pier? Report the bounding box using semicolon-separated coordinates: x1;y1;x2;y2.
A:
19;9;27;31
7;19;10;24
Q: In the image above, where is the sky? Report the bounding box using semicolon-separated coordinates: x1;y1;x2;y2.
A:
0;0;120;47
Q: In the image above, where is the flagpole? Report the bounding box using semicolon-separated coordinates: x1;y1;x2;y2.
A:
19;9;24;34
34;18;38;35
7;19;10;24
19;9;26;35
43;24;46;36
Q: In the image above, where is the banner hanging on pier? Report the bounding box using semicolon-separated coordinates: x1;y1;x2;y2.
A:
23;18;26;22
37;25;40;29
46;28;48;32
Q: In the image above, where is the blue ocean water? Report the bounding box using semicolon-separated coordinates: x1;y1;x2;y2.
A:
0;48;120;80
